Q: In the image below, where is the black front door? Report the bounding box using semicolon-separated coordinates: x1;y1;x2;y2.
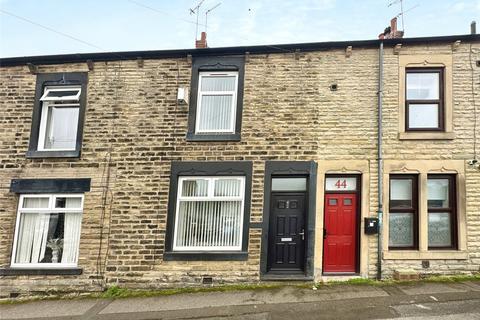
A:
267;193;306;272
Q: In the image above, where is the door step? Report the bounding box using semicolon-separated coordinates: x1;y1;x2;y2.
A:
320;275;363;283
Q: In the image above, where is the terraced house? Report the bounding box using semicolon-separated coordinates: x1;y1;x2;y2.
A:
0;23;479;296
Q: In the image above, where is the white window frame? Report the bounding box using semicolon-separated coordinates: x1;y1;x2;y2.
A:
173;176;245;251
11;194;84;269
37;86;81;152
195;71;239;134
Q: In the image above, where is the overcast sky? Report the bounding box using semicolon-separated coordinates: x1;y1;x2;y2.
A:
0;0;478;58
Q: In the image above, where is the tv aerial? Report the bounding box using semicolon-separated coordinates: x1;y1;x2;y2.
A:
189;0;206;40
205;3;222;33
388;0;419;33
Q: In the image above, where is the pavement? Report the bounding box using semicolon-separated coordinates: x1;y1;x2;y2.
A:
1;281;480;320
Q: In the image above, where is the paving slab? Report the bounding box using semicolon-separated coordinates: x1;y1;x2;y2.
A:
99;285;388;314
390;299;480;318
0;299;97;320
397;282;468;295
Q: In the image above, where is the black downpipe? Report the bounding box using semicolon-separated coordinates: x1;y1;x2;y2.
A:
377;41;384;280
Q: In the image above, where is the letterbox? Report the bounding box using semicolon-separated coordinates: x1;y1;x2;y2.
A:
364;217;379;234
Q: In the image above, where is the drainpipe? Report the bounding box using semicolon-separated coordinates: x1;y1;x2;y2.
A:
377;41;384;280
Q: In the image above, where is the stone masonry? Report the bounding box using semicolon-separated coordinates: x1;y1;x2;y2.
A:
0;38;479;296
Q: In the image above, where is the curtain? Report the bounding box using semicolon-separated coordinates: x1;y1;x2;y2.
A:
62;213;82;263
45;106;79;149
15;213;37;263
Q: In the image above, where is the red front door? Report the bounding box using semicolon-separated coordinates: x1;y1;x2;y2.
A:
323;193;358;273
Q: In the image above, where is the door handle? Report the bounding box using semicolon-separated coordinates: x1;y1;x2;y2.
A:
323;228;327;239
299;229;305;241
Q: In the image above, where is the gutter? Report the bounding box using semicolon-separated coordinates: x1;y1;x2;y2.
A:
377;41;384;280
1;34;479;67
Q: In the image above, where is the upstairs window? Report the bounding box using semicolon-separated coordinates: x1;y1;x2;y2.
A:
27;72;88;158
405;68;444;131
187;56;245;142
196;72;238;134
38;86;81;151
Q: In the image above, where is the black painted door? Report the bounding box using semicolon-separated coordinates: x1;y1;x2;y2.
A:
268;193;306;272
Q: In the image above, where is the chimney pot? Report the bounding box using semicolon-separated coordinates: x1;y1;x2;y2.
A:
390;17;398;34
472;21;477;35
195;32;208;48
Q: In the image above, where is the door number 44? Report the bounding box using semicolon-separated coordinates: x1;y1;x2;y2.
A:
335;179;348;189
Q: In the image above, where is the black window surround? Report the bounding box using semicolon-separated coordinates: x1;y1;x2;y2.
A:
260;161;317;279
26;72;88;158
164;161;252;261
10;178;91;193
186;56;245;142
405;68;444;132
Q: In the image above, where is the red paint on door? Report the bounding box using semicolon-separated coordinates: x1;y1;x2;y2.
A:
323;193;357;273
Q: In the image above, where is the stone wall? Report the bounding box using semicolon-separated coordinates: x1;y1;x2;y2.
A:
0;40;478;295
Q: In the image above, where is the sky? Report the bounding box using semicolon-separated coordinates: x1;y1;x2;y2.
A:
0;0;479;58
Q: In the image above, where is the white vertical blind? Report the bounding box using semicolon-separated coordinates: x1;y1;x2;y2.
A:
196;72;238;133
174;177;245;251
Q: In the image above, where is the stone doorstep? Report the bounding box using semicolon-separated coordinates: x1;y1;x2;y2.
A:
393;269;421;281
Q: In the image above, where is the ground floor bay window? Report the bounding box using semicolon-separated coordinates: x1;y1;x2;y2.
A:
12;194;83;268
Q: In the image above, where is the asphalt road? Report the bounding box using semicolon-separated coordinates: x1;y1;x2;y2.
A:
1;281;480;320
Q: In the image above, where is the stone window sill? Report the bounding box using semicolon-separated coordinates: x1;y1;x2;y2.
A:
0;267;83;276
383;251;467;260
398;132;455;140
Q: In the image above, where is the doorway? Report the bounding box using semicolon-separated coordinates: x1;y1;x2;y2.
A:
323;175;361;274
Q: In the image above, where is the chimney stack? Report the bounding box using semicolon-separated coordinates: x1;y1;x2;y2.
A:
378;17;404;39
195;32;208;49
472;21;477;35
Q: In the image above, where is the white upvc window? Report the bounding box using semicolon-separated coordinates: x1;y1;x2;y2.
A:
173;176;245;251
38;86;81;151
195;71;238;134
11;194;84;268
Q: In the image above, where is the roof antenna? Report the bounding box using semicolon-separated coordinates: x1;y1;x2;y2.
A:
388;0;419;34
189;0;206;41
205;3;221;34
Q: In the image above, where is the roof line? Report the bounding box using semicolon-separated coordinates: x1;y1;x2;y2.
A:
1;34;479;67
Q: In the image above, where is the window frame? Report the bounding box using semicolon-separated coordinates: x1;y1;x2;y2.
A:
187;56;245;142
164;161;252;261
427;174;457;250
195;71;239;134
405;67;445;132
27;73;88;158
388;174;419;250
11;194;84;269
37;86;82;152
172;176;246;252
